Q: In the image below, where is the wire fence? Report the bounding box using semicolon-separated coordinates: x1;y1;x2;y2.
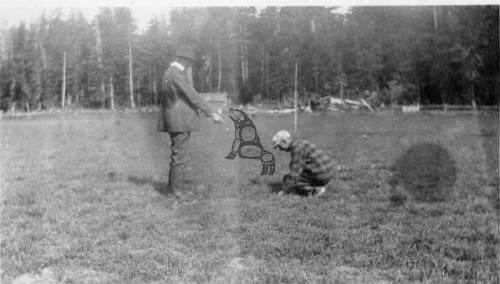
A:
0;102;498;121
395;104;499;113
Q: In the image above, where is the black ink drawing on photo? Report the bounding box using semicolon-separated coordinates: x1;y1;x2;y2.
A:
225;108;275;175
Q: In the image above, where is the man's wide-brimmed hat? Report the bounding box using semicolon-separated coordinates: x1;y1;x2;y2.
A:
176;46;195;61
272;130;292;147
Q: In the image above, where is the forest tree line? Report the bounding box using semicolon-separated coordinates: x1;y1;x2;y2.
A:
0;6;498;112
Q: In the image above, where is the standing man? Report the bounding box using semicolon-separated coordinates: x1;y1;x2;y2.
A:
272;130;335;197
158;46;224;200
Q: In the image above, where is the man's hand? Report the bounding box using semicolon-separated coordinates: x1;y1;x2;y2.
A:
211;112;225;124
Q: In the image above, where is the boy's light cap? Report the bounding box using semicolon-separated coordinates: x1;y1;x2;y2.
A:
272;130;291;147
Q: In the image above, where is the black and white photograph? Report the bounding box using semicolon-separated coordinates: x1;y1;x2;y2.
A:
0;0;498;282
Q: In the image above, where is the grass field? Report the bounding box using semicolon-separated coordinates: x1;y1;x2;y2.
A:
1;110;498;283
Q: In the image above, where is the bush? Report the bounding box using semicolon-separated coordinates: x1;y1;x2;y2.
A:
386;79;419;105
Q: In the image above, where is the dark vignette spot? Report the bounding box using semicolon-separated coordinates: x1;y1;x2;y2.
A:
390;142;457;203
107;171;118;181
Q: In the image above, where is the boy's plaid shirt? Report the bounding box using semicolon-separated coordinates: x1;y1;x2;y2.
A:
289;139;334;178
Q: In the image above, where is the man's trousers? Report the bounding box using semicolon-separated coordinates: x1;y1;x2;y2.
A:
168;132;191;193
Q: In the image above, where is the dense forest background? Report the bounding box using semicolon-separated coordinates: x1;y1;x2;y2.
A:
0;6;498;112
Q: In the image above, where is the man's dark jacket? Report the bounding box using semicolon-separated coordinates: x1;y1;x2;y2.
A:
158;63;212;133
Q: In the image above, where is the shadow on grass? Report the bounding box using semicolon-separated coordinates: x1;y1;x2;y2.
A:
127;175;172;196
267;181;282;194
389;142;457;204
266;181;314;197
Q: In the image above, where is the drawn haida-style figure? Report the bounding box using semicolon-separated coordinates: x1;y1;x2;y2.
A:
225;108;275;175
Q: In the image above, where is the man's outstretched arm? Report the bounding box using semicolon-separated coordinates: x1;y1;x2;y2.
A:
174;71;213;117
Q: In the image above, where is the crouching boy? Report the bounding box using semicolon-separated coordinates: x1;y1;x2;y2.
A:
272;130;334;197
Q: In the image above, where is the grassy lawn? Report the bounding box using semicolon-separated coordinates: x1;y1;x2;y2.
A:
1;111;498;283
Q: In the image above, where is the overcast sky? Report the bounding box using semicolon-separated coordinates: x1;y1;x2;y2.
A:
0;0;495;31
0;6;171;31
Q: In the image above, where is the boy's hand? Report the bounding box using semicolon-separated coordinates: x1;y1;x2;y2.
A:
212;112;225;124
